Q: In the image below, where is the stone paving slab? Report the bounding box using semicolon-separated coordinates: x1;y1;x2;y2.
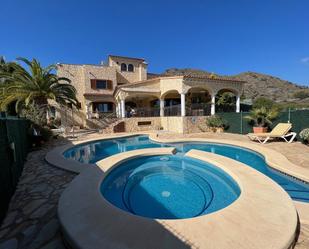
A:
0;138;76;249
0;132;308;249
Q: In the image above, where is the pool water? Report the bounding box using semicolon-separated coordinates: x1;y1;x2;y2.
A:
101;155;240;219
64;135;309;202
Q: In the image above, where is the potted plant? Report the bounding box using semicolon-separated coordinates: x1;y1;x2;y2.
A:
245;107;278;133
299;128;309;145
206;115;228;133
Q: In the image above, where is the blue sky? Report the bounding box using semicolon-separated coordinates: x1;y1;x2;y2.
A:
1;0;309;86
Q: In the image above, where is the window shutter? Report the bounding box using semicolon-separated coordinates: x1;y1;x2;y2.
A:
107;80;113;89
90;79;96;89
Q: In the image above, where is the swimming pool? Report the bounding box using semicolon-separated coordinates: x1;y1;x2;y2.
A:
101;154;240;219
64;135;309;202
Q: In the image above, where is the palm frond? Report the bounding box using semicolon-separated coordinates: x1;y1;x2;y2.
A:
0;57;77;114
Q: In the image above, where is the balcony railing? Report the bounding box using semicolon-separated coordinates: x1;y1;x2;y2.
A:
88;111;117;119
128;107;160;117
164;105;181;116
87;104;216;119
186;103;211;116
126;104;212;118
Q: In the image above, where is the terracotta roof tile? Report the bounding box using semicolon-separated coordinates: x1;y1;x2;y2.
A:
108;55;145;62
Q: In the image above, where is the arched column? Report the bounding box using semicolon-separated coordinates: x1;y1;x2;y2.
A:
211;92;216;115
121;99;125;118
236;94;240;113
160;99;164;117
181;92;186;117
116;91;128;118
116;101;121;118
85;103;90;119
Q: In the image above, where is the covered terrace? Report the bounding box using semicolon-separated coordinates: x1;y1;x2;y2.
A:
114;75;245;118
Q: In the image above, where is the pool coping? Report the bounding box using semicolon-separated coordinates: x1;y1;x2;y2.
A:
46;132;309;183
58;148;298;249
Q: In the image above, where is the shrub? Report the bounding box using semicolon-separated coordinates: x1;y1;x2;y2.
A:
299;128;309;144
252;97;276;110
40;127;53;141
20;103;47;126
47;117;61;129
206;115;228;129
28;123;53;148
293;90;309;100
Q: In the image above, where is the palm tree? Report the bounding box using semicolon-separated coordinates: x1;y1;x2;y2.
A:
0;56;16;76
0;57;78;118
244;106;279;127
0;57;21;115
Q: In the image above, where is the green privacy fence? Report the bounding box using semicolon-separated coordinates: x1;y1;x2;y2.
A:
0;117;30;223
217;109;309;138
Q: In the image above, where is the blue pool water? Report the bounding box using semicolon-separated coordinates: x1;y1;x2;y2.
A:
101;155;240;219
64;135;309;202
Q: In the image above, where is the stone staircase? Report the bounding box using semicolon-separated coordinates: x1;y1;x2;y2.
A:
86;118;124;134
101;119;125;133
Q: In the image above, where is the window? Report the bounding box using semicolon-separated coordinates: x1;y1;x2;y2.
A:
92;102;113;112
128;64;134;72
121;63;127;71
90;79;113;90
96;80;107;89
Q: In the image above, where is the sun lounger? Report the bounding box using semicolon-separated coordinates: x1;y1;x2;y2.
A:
247;123;297;144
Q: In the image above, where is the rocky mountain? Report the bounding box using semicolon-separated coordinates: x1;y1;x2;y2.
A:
161;68;309;104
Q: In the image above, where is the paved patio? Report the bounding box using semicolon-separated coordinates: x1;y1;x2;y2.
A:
0;138;76;249
0;132;308;249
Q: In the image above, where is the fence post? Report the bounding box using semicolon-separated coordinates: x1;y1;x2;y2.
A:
240;111;243;134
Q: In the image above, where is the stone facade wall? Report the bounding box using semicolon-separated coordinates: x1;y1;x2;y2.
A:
102;116;212;134
108;57;147;83
123;116;211;134
183;116;211;133
124;117;161;132
57;64;118;127
56;64;86;127
56;64;85;101
82;65;117;94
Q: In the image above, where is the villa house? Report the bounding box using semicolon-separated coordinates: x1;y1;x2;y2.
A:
56;55;245;133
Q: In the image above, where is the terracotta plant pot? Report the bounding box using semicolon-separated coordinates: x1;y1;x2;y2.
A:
253;127;267;133
210;127;224;133
215;127;224;133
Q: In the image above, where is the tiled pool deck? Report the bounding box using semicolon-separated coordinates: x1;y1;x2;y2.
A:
0;132;308;249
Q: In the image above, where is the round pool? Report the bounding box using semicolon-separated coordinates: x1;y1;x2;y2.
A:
101;155;240;219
